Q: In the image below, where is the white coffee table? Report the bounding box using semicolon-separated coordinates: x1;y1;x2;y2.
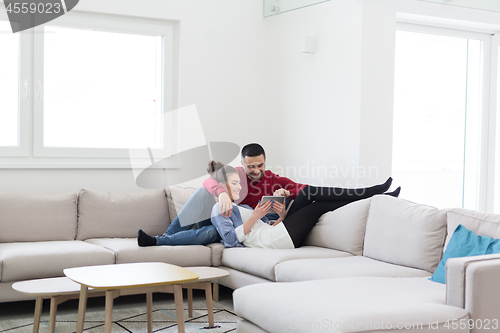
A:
64;262;199;333
12;264;229;333
12;277;104;333
182;266;229;326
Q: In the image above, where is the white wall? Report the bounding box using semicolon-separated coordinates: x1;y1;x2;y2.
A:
263;0;500;190
262;0;365;187
261;0;396;187
0;0;275;192
2;0;500;193
262;0;500;189
359;0;500;193
359;0;397;185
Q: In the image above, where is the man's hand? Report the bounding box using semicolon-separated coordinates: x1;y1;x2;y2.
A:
273;189;290;198
219;192;233;218
251;201;272;221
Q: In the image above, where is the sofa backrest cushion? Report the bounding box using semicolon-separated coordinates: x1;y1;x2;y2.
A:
445;208;500;251
363;195;447;273
165;186;197;224
0;192;77;243
303;198;371;255
76;188;170;240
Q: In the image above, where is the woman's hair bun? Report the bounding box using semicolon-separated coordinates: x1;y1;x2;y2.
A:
207;160;224;174
207;160;238;183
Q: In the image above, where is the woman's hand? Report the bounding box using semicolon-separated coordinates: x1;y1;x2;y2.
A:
219;192;233;217
271;200;287;221
242;201;272;235
251;200;272;221
273;189;290;198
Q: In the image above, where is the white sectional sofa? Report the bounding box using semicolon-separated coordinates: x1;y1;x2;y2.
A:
229;196;500;332
0;186;210;303
1;187;500;333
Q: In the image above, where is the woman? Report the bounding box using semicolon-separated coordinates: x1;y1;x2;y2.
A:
208;161;400;249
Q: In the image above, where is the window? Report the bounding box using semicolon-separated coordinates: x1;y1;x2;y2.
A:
41;26;162;150
0;15;30;157
0;10;177;162
0;20;19;147
393;24;492;210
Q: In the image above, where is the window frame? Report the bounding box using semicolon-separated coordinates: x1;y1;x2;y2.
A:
394;21;498;211
487;36;500;212
33;11;177;158
0;11;31;157
0;9;180;166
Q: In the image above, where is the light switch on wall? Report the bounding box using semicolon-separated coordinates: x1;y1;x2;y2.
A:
302;35;316;53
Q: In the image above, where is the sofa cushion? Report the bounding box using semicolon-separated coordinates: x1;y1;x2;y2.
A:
165;186;197;223
207;243;225;267
237;319;268;333
221;246;352;281
302;198;370;255
0;281;38;303
84;238;212;267
445;208;500;250
0;241;115;282
0;192;77;243
275;256;431;282
218;267;272;291
233;277;469;333
77;188;170;240
363;195;447;273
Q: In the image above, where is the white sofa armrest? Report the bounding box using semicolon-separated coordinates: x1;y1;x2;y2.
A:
465;259;500;332
446;253;500;307
446;253;500;332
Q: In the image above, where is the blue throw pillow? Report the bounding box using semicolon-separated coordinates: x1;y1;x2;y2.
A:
430;224;500;284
